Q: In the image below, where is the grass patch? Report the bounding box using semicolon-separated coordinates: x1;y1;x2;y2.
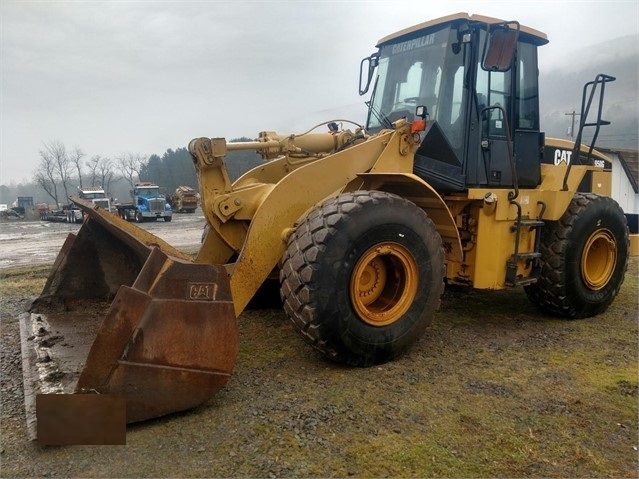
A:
0;264;50;319
0;265;49;288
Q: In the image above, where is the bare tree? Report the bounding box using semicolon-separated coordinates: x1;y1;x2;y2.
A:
33;151;59;205
116;153;146;188
87;155;103;187
97;157;116;193
40;140;72;203
86;154;117;194
87;155;98;187
70;146;86;188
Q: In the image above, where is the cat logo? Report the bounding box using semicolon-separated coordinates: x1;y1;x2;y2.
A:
187;282;218;301
553;149;573;165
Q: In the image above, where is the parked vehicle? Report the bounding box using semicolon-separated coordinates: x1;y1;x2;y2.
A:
115;182;172;222
169;186;199;213
56;187;112;223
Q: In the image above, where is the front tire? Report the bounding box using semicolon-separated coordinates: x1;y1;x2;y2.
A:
280;191;444;366
135;211;144;223
525;193;629;318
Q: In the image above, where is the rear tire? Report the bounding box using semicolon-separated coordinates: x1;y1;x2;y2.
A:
525;193;629;318
280;191;444;366
164;216;172;222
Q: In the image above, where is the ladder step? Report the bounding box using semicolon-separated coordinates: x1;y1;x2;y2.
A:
584;120;610;127
514;252;542;260
510;219;544;232
519;219;544;227
508;276;539;287
505;258;539;286
506;210;544;286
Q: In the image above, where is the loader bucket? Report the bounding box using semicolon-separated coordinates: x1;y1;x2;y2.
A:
20;199;238;441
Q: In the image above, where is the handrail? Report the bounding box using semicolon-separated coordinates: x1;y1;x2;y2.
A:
562;73;616;191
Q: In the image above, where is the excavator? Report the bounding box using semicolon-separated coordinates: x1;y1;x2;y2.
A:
20;13;629;441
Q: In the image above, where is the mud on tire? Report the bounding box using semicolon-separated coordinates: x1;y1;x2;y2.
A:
525;193;629;318
280;190;445;367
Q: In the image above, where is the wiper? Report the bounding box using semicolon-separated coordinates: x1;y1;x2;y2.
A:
365;101;394;130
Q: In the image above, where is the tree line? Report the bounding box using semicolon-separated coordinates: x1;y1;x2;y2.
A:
25;138;263;208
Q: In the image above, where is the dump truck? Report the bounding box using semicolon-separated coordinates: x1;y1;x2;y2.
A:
65;186;112;223
169;185;199;213
114;181;172;222
20;13;629;441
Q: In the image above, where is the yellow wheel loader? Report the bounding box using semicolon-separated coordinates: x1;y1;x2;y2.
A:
20;12;629;439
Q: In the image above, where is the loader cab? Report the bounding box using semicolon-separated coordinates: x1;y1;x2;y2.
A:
361;13;549;193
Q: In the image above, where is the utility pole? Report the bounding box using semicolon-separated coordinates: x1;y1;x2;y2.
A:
565;110;581;141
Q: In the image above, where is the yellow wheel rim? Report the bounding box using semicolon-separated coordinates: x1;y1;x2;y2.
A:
350;242;418;327
581;229;617;290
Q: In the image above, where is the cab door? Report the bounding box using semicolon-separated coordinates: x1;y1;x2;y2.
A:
474;35;542;189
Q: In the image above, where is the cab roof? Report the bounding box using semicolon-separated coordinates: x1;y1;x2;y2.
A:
377;12;549;47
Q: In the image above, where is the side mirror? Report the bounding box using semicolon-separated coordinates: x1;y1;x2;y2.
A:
482;21;520;72
359;52;379;96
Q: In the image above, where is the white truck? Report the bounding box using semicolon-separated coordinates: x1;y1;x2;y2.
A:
66;186;112;223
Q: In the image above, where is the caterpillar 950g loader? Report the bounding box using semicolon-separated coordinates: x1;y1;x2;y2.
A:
21;12;629;439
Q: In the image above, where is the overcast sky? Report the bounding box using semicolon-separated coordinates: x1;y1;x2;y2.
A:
1;0;638;184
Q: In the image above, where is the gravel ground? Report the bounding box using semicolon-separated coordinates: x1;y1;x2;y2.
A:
0;216;637;478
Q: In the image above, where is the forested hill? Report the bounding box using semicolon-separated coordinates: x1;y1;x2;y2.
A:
539;35;638;149
139;139;262;196
133;138;263;200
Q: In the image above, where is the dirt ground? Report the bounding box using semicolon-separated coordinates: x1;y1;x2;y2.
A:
0;214;637;478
